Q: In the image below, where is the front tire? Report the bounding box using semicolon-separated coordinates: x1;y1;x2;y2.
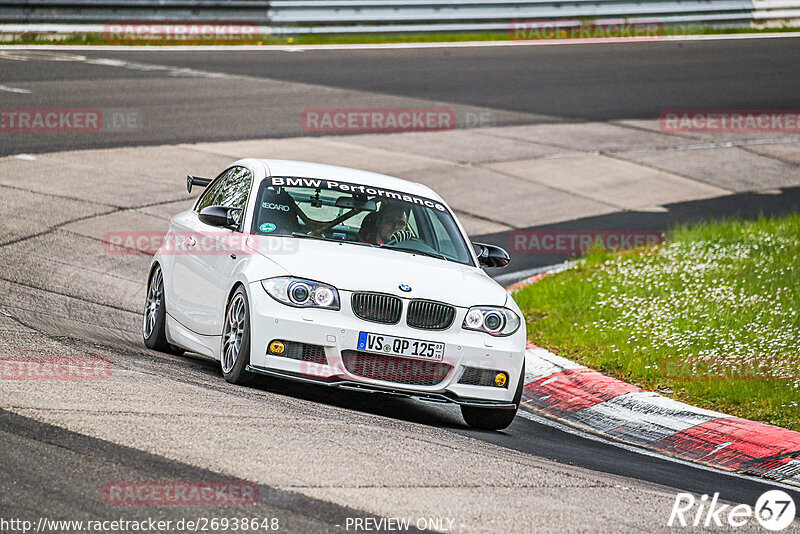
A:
221;286;255;385
143;265;183;355
461;366;525;431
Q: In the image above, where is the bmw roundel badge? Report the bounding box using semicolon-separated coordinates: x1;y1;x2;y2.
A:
399;284;412;292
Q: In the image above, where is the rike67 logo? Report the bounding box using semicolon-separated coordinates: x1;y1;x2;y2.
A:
669;490;796;531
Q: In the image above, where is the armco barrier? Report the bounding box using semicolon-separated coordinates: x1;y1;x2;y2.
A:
752;0;800;25
0;0;799;35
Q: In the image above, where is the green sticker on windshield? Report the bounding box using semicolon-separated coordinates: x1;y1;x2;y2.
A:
260;223;276;233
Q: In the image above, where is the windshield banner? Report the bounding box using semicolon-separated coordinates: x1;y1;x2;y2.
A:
267;177;447;212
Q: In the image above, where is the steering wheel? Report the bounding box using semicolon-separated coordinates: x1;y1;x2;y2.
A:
383;228;416;247
384;235;418;248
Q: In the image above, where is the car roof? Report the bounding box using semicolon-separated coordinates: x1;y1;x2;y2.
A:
241;158;442;201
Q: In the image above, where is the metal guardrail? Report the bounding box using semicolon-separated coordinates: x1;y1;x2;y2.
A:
0;0;798;34
752;0;800;25
269;0;753;23
0;1;273;24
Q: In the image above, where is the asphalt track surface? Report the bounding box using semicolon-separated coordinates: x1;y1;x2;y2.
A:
3;38;800;273
1;39;800;532
0;37;799;155
2;309;799;531
0;409;396;533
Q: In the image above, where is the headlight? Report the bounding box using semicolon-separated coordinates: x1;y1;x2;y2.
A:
462;306;520;336
261;277;340;310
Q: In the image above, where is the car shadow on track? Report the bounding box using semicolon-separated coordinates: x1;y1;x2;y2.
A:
178;351;468;430
146;348;800;508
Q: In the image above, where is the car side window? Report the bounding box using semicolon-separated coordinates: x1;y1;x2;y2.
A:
215;166;253;211
406;209;419;235
194;169;232;213
429;211;465;261
195;166;253;213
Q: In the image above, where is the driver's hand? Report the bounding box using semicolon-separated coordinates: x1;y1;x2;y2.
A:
390;229;414;243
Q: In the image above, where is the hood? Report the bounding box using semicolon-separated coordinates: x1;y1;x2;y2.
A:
249;236;507;308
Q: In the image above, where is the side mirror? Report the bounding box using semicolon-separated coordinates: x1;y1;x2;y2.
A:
199;206;242;229
473;242;510;268
187;175;212;193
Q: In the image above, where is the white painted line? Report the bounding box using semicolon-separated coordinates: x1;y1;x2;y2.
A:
0;50;240;80
539;376;559;387
0;84;32;94
13;154;36;161
517;409;800;490
0;32;799;52
81;56;236;79
703;442;734;458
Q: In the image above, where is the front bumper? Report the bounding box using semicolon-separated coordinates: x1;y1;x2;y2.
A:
244;365;518;409
247;282;526;405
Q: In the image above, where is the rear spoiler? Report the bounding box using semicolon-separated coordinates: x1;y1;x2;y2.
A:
187;175;212;193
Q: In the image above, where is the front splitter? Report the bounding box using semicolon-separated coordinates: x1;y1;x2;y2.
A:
246;365;517;410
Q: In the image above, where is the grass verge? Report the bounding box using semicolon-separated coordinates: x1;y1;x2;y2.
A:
2;25;800;46
513;215;800;430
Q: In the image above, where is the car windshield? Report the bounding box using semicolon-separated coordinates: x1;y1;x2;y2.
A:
250;177;474;265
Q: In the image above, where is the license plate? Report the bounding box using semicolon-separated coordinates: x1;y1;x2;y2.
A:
357;332;444;361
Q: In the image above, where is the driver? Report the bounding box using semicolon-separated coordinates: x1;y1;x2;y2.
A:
357;202;413;245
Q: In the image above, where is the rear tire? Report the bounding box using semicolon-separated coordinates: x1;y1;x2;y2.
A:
221;286;255;385
461;366;525;431
143;265;184;355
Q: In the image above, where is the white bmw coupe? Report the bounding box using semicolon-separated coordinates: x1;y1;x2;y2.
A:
143;159;526;429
